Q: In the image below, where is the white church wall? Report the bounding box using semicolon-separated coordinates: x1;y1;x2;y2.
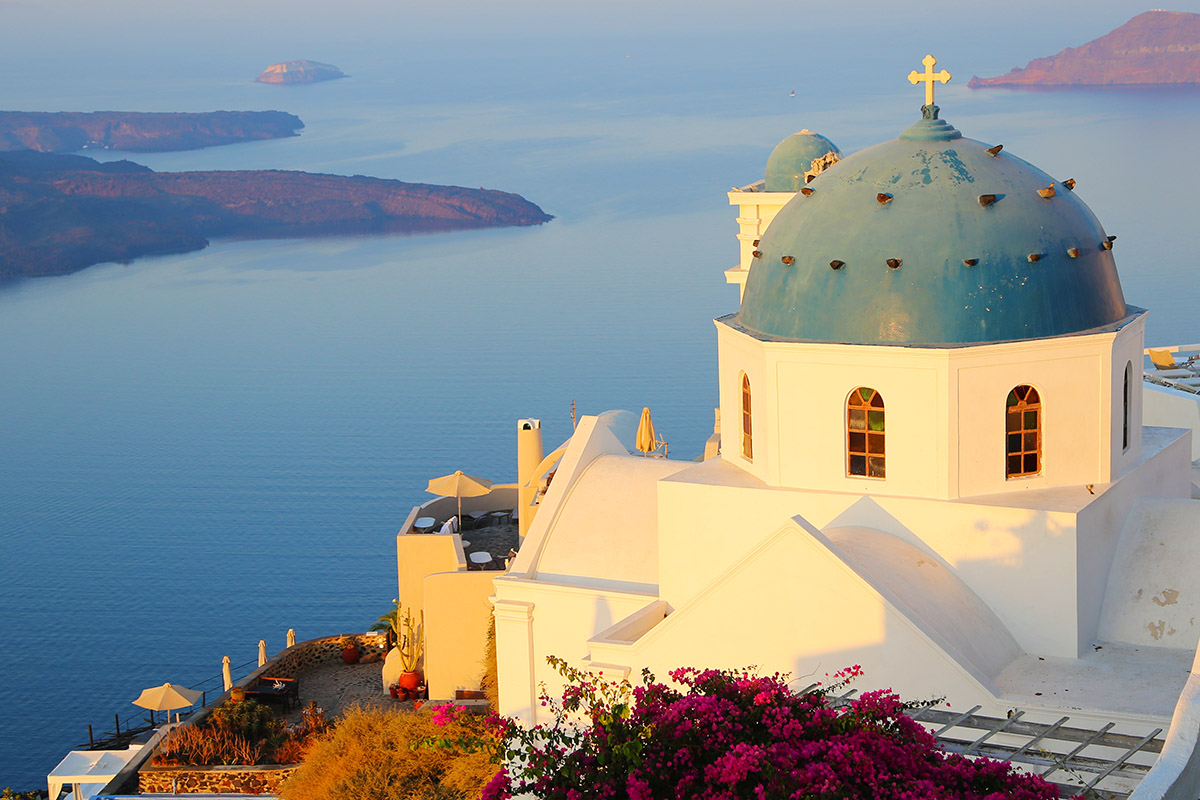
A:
586;523;1003;710
1109;316;1147;476
717;323;953;498
508;415;630;579
1100;496;1200;649
655;462;1084;657
773;355;946;498
535;454;685;593
951;333;1118;497
492;576;659;724
1077;428;1192;649
716;324;771;484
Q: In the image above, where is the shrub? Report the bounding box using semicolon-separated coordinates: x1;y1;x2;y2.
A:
152;723;264;767
432;658;1063;800
210;697;277;741
151;698;327;766
278;704;497;800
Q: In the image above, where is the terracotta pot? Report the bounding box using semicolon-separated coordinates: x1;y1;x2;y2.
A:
398;670;422;691
388;684;400;699
230;686;245;702
342;645;360;664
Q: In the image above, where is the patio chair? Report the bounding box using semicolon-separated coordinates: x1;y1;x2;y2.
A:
1148;348;1198;377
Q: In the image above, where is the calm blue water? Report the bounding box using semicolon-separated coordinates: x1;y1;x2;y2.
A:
2;26;1200;789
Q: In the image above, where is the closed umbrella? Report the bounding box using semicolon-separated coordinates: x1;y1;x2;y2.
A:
258;639;268;667
636;407;657;454
133;683;203;724
286;628;296;648
426;470;493;523
221;656;232;691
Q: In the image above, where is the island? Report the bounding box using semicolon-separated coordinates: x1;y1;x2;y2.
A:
0;110;304;153
0;151;552;278
969;10;1200;88
256;61;347;85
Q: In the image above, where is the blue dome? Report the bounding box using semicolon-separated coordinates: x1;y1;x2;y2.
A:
764;130;842;192
738;111;1128;345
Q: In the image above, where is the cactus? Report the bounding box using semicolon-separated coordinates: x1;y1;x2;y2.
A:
398;607;424;673
373;600;424;672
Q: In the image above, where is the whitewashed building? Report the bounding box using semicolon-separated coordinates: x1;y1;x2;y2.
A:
492;70;1200;797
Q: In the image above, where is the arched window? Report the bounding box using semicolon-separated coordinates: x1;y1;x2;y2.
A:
847;387;885;478
1123;361;1132;452
1006;385;1041;478
741;374;753;460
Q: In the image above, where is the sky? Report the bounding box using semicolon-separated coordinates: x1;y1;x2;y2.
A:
2;0;1198;77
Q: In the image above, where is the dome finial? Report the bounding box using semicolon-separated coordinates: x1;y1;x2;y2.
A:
908;54;952;108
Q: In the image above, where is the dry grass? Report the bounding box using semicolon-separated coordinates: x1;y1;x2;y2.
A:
278;705;497;800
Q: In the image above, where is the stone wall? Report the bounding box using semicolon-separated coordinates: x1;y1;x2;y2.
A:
263;633;387;679
139;764;296;794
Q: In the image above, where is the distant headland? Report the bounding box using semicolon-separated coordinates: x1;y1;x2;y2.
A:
0;110;304;153
255;60;347;85
0;151;552;279
970;10;1200;88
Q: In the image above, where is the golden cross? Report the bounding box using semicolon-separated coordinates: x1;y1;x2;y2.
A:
908;54;951;106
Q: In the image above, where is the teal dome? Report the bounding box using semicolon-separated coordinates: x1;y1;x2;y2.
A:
764;130;842;192
738;111;1128;345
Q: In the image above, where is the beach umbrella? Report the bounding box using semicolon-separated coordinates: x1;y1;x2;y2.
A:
258;639;267;667
221;656;232;691
133;683;202;724
286;628;296;648
636;407;657;454
426;470;493;523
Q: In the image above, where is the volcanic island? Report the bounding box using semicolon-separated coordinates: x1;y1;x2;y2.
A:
0;151;551;278
970;10;1200;88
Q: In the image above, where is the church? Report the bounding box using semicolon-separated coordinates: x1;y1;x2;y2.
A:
490;58;1200;796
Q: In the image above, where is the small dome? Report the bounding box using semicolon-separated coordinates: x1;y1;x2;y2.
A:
764;130;842;192
738;112;1128;345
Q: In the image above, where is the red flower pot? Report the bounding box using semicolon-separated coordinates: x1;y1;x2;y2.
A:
388;685;400;699
342;645;360;664
398;670;421;692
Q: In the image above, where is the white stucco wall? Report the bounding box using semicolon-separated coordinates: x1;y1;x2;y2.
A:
716;314;1144;500
1101;497;1200;649
1144;382;1200;460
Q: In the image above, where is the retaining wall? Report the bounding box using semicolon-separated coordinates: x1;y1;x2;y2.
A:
139;764;297;794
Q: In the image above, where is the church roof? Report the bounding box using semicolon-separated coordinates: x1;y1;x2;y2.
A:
764;129;842;192
738;108;1129;346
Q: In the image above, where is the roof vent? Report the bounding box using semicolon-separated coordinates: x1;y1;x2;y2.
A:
963;258;978;267
886;258;902;270
781;256;795;265
830;260;845;270
979;194;998;207
877;193;893;205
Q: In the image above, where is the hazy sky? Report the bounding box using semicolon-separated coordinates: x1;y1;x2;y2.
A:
2;0;1196;61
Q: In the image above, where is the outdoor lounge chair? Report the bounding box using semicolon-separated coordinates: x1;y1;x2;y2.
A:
1148;348;1198;377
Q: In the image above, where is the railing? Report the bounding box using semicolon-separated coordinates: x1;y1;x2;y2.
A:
79;655;261;750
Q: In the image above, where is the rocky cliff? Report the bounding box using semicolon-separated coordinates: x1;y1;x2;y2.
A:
255;61;347;85
0;151;552;278
970;10;1200;88
0;110;304;153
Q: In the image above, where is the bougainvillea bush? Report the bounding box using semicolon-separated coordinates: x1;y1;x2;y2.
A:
428;657;1064;800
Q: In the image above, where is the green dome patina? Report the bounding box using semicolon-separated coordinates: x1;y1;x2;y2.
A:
738;109;1128;345
764;130;842;192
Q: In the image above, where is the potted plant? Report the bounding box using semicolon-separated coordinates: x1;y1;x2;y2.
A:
377;601;425;696
395;607;424;694
340;635;361;664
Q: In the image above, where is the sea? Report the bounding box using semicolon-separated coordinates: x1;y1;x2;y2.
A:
2;24;1200;789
